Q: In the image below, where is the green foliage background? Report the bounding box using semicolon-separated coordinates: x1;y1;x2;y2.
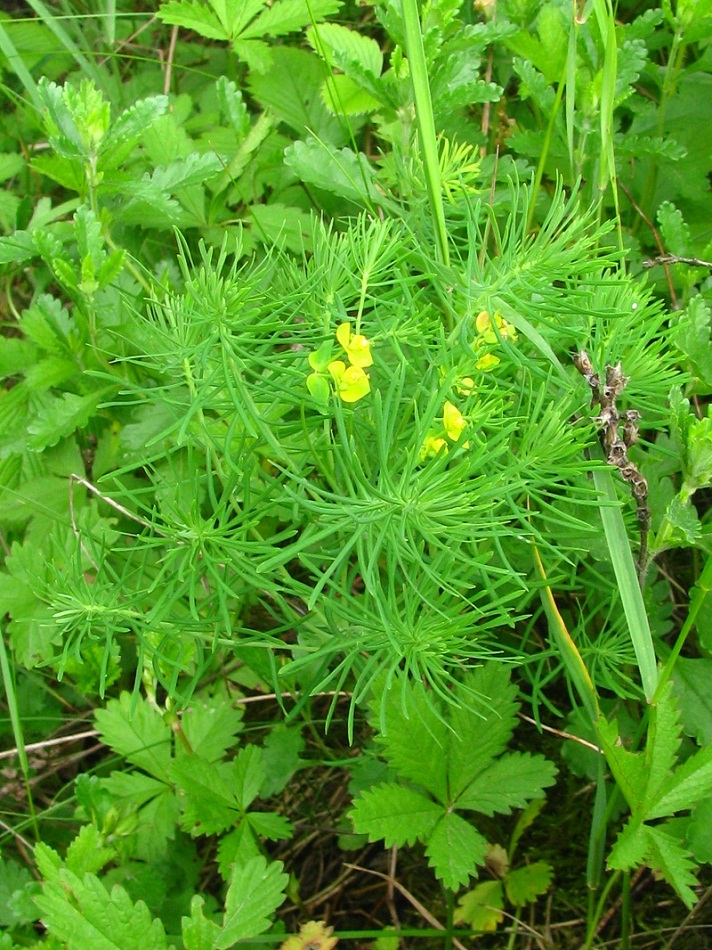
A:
0;0;711;946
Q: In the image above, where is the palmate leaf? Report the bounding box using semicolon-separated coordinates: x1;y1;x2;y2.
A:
35;869;168;950
599;683;712;906
352;664;557;889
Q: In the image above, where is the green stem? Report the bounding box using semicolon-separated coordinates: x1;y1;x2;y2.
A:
400;0;450;274
0;629;40;841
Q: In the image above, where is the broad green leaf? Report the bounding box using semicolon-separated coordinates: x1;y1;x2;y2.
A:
307;22;383;76
245;811;293;841
65;826;115;877
157;1;227;40
27;391;106;451
457;752;557;816
672;658;712;744
645;826;699;909
374;682;449;803
0;230;36;264
182;895;222;950
454;879;504;930
248;47;346;141
688;798;712;864
171;756;238;836
246;0;341;39
35;870;168;950
350;783;443;847
424;812;488;890
608;817;648;871
642;684;684;811
102;96;169;157
94;693;172;781
178;691;244;763
0;856;33;929
505;861;554;906
151;153;223;192
260;724;305;797
284;139;381;206
216;856;287;947
446;664;520;799
596;714;647;812
657;201;690;256
648;742;712;819
231;745;265;810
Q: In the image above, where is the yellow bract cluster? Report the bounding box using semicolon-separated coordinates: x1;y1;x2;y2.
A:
420;400;468;461
473;310;517;371
307;322;373;408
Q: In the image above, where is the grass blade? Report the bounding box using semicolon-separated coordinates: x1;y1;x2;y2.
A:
400;0;449;269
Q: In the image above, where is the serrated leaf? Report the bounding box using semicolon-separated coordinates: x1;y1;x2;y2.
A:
447;665;520;799
648;742;712;819
643;684;685;811
657;201;690;256
284;139;380;206
672;296;712;388
216;856;287;947
260;724;304;797
245;811;293;841
231;745;265;810
248;48;344;141
157;1;227;40
374;682;449;802
65;826;115;877
178;692;244;763
424;811;488;890
246;0;340;39
307;22;382;76
0;855;34;929
645;826;699;909
504;861;553;906
596;715;647;811
152;153;223;192
26;391;105;451
171;756;238;836
182;894;222;950
454;879;504;930
102;96;169;158
0;230;37;264
35;869;168;950
350;783;443;847
94;693;172;780
457;752;557;816
672;657;712;744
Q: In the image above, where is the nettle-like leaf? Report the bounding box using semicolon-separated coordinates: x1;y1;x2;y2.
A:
157;0;341;73
216;856;288;947
35;867;168;950
350;663;557;890
597;682;712;907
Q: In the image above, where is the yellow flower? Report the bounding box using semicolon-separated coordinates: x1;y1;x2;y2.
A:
475;310;517;345
327;360;371;402
456;376;476;395
443;400;467;441
420;435;448;460
336;322;373;368
475;352;500;372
